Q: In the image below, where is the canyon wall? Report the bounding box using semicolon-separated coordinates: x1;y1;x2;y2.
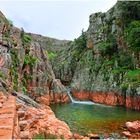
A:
0;1;140;110
50;1;140;110
0;11;70;104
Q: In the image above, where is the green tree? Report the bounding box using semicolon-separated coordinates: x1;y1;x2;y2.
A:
125;21;140;52
74;29;87;48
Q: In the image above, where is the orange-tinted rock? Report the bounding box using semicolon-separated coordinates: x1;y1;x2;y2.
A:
72;90;90;100
117;95;125;106
90;92;118;105
37;95;50;106
72;90;140;110
0;93;20;139
88;133;100;139
0;91;7;103
126;96;140;110
20;130;30;139
126;121;140;133
17;104;72;139
37;93;70;105
0;129;13;139
16;103;23;110
53;93;70;104
73;133;85;139
19;120;28;131
122;131;131;137
17;110;25;118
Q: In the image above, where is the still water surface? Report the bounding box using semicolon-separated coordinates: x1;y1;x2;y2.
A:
51;103;140;136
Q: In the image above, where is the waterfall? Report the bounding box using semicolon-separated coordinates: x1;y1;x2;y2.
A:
67;90;94;105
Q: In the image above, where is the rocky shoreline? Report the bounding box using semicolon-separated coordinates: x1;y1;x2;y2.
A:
72;90;140;110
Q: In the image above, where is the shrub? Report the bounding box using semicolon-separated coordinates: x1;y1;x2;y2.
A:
98;41;116;57
116;51;134;69
98;34;117;57
24;54;37;67
125;69;140;88
74;30;87;48
23;34;32;45
125;21;140;53
126;69;140;80
47;51;57;60
10;48;20;91
22;86;27;94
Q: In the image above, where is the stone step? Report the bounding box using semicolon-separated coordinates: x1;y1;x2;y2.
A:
0;95;19;139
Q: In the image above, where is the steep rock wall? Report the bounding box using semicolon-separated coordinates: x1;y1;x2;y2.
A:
0;1;140;110
50;1;140;110
0;12;70;104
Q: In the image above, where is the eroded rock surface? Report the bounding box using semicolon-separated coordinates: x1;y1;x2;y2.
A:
122;121;140;139
0;91;72;139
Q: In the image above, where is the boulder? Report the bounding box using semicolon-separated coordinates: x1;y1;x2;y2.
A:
122;131;131;137
126;121;140;133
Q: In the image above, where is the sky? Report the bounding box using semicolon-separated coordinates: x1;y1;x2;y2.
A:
0;0;117;40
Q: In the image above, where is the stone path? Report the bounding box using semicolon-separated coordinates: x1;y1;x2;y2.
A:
0;94;20;139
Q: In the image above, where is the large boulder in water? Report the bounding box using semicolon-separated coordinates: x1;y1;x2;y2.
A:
126;121;140;133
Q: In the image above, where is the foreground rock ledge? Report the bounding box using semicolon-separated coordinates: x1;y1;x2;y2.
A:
122;121;140;139
0;91;72;139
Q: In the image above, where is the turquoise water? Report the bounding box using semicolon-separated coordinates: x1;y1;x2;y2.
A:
51;103;140;136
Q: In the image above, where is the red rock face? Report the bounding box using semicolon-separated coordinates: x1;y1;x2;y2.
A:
37;93;70;105
53;93;70;104
36;94;50;106
72;90;90;100
72;90;140;110
0;93;20;139
17;104;72;139
90;92;118;106
126;96;140;110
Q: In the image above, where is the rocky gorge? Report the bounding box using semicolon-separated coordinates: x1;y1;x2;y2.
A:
0;1;140;139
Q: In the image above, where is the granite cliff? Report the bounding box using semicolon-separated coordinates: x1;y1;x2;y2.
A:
49;1;140;110
0;11;70;105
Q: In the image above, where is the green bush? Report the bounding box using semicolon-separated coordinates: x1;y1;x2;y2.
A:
74;30;87;48
23;34;32;44
117;51;134;69
125;21;140;52
32;133;58;139
0;71;4;78
47;51;57;60
121;83;129;92
22;86;27;94
124;69;140;88
98;42;116;56
98;34;117;57
24;54;37;67
112;67;127;75
126;69;140;80
32;134;45;139
10;48;20;91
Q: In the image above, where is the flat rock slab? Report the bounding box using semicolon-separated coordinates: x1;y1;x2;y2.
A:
0;95;16;139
